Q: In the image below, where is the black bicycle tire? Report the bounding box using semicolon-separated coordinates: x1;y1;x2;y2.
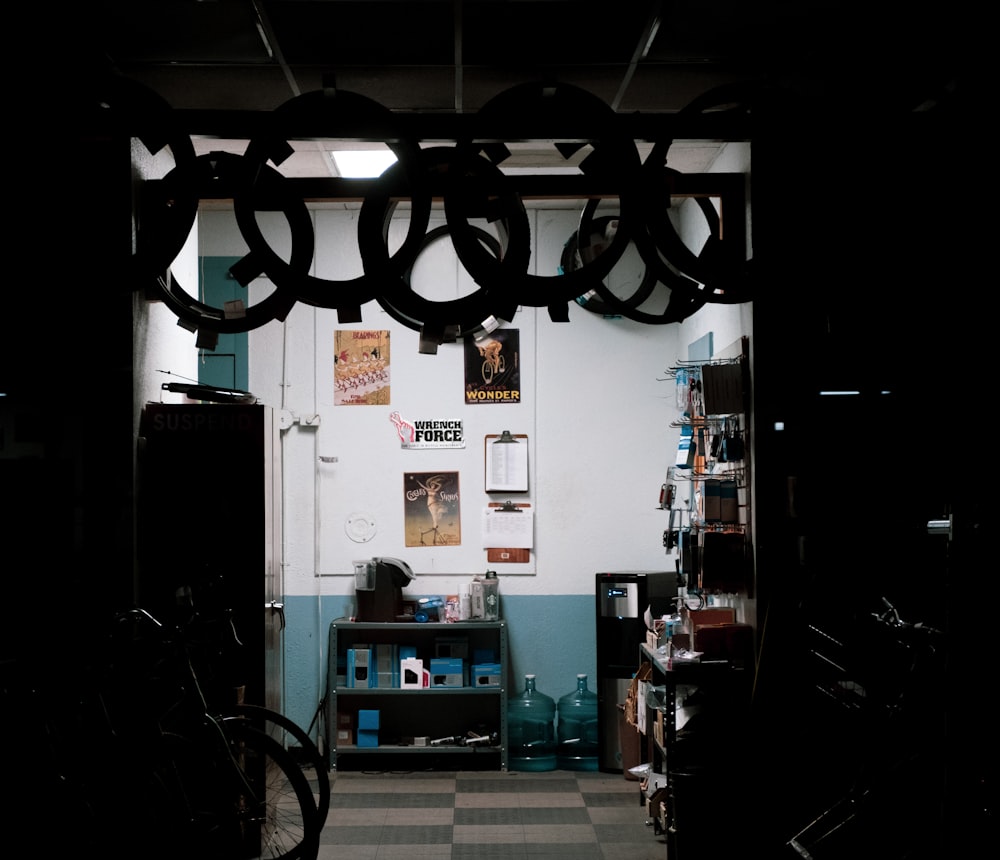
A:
236;88;430;320
370;220;506;344
225;704;330;831
148;152;309;334
559;210;657;317
79;71;199;292
445;81;642;310
220;719;320;860
577;207;708;325
636;83;755;304
359;146;520;342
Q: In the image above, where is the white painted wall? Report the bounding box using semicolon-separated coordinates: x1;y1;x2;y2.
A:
194;141;752;725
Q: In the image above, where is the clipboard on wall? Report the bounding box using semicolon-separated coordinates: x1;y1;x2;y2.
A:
484;431;528;492
484;501;532;564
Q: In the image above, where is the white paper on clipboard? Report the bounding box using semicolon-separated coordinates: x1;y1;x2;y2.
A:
485;432;528;492
482;504;533;548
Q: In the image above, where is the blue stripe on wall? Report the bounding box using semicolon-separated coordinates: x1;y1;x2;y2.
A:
280;594;600;743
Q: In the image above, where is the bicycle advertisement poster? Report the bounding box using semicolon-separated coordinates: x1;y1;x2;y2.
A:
464;328;520;404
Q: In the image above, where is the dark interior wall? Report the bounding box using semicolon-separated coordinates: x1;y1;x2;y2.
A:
747;86;991;853
2;127;140;667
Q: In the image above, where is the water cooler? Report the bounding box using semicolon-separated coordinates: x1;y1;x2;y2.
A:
595;571;677;772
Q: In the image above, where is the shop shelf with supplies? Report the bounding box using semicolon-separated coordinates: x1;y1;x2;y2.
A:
325;620;508;771
639;642;753;858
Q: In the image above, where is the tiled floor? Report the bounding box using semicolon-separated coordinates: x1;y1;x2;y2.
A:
318;770;666;859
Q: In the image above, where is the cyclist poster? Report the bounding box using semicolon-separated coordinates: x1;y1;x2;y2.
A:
334;329;390;405
464;329;520;404
404;472;462;547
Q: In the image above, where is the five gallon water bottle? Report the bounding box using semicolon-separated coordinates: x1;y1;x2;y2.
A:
556;673;599;771
508;674;556;772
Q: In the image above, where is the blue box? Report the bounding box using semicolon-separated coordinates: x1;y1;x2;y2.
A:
347;647;372;688
358;709;380;730
356;729;379;748
472;663;502;687
429;657;465;687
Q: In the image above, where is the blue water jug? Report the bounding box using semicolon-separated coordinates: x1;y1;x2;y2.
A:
556;674;599;771
508;674;556;772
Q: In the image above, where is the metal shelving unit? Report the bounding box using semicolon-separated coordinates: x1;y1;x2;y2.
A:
325;620;509;771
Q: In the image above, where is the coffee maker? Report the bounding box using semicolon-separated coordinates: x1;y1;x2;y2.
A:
354;557;415;622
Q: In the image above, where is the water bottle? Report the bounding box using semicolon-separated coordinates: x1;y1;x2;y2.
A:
482;570;500;621
556;674;599;771
507;674;556;772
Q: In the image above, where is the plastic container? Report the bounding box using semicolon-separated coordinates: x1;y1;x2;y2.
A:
556;674;599;771
507;674;556;771
482;571;500;621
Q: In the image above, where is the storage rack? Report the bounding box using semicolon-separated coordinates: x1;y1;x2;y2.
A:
661;337;752;597
639;643;751;858
325;620;509;771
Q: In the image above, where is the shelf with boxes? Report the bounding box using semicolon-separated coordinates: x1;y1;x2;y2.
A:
325;620;508;771
638;642;752;858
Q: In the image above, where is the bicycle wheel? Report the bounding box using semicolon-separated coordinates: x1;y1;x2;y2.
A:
225;704;331;830
222;719;320;860
161;721;319;860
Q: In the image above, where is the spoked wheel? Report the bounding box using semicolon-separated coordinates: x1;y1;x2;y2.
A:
221;719;320;860
225;704;331;831
155;720;320;860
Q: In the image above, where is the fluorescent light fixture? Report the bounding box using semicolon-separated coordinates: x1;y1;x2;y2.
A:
331;150;398;178
818;390;861;396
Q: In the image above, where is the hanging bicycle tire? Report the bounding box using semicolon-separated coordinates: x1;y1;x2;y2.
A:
148;152;310;336
80;70;199;293
559;207;656;317
636;83;756;304
235;88;430;323
575;198;708;324
445;81;642;318
359;146;518;348
371;223;505;349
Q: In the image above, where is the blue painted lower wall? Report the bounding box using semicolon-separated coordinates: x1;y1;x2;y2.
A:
280;593;599;745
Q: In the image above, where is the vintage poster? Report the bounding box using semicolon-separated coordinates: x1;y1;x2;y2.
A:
334;329;390;405
403;471;461;547
464;329;520;404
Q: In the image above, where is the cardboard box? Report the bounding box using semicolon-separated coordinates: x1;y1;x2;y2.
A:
689;607;737;629
429;657;465;687
704;479;722;523
471;663;502;687
694;622;754;665
336;712;353;745
720;479;739;523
